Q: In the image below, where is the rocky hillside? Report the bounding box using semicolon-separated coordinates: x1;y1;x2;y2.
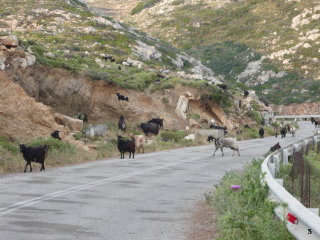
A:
0;0;274;144
0;0;222;86
84;0;320;105
1;41;266;138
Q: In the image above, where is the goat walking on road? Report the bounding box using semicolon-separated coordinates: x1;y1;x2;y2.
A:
207;135;240;157
19;144;49;172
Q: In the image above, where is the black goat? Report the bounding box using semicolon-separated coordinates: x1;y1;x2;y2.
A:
311;117;315;124
77;113;88;123
156;74;165;79
280;127;287;138
270;142;281;152
117;136;135;159
51;130;61;141
148;118;164;129
19;144;49;172
259;127;265;138
102;55;116;62
209;125;228;135
116;93;129;101
244;90;249;98
207;135;215;142
118;115;126;131
217;84;227;90
140;122;160;135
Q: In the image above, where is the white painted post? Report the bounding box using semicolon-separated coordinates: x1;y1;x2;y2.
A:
269;162;276;177
313;136;317;143
303;139;309;153
282;149;289;164
273;155;280;172
293;143;300;152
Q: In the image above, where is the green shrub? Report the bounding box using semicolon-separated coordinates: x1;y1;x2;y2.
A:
28;138;75;151
172;0;184;5
131;0;161;15
160;131;188;142
186;113;200;121
0;141;19;155
207;159;294;240
161;96;169;105
246;110;264;124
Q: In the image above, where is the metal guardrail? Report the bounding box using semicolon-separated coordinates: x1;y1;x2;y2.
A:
275;115;320;119
261;135;320;240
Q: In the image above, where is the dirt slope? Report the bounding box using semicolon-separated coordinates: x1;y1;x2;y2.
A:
6;64;235;130
0;71;62;141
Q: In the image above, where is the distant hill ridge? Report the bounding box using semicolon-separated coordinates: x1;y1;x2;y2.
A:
84;0;320;105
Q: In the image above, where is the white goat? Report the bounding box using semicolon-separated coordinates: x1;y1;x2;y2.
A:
208;136;240;157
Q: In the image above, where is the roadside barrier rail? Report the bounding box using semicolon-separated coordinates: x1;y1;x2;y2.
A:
261;135;320;240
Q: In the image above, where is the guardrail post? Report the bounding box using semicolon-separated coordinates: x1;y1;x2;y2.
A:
273;155;280;172
309;208;320;216
313;136;317;143
303;139;309;153
282;149;289;164
268;162;276;177
293;143;300;152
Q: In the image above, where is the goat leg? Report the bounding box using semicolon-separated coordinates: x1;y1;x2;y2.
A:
213;147;218;156
24;162;28;173
238;150;240;156
221;147;224;156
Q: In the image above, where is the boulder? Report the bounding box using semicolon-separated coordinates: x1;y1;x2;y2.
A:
0;35;19;48
184;134;195;141
189;119;202;129
54;113;83;132
61;134;90;151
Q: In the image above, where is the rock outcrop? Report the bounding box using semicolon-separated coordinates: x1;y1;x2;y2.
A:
273;102;320;115
0;71;62;141
54;113;83;132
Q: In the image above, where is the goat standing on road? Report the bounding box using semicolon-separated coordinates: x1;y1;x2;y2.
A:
259;127;265;138
207;135;240;157
280;127;287;138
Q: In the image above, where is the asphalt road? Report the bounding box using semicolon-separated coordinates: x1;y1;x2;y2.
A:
0;122;314;240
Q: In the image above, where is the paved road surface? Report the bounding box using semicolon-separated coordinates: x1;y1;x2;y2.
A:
0;122;314;240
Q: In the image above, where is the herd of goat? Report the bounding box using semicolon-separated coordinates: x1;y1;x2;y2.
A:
18;91;319;173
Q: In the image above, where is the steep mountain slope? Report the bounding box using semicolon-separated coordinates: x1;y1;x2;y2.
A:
84;0;320;105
